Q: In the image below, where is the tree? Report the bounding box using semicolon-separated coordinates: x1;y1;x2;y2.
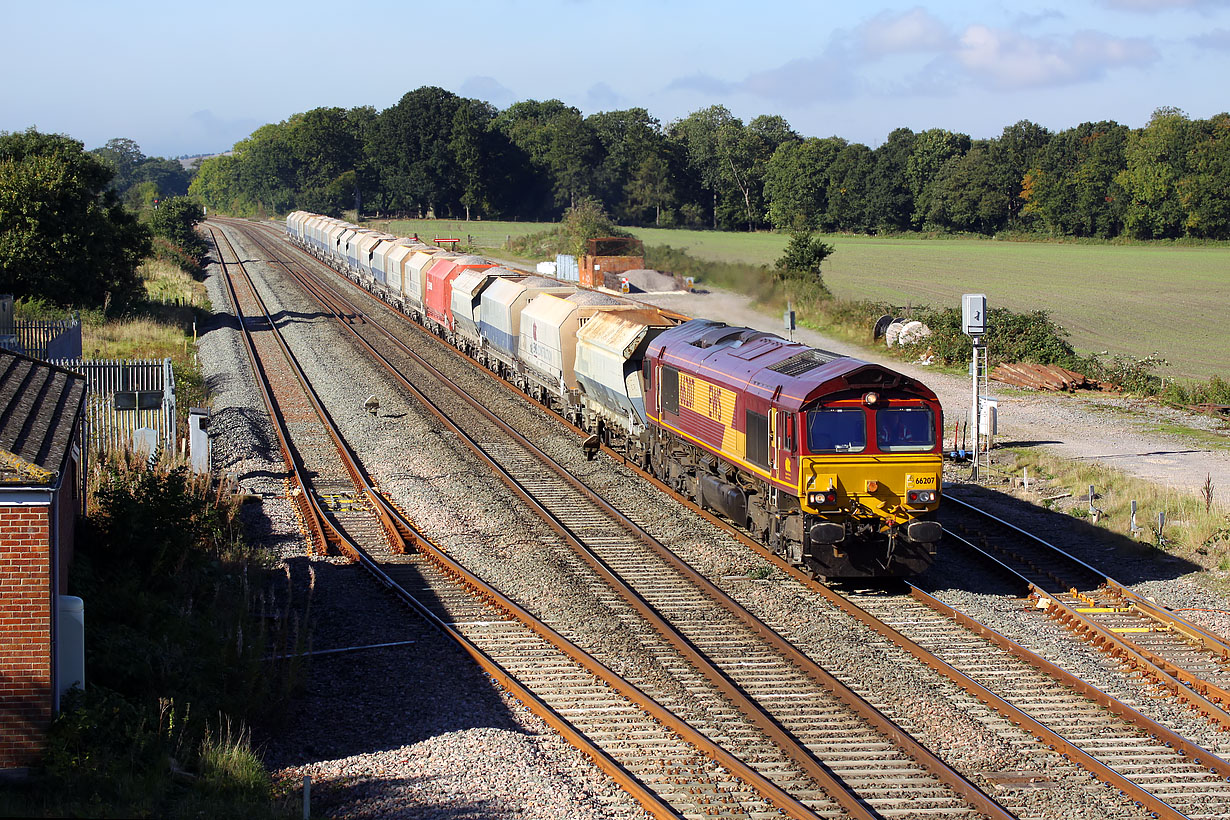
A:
1178;112;1230;238
774;229;834;296
450;99;497;220
587;107;666;219
1117;107;1197;239
496;100;598;212
369;86;465;217
148;197;206;257
763;137;843;230
991;120;1051;228
92;137;146;193
669;105;738;229
1023;121;1128;237
0;128;151;308
824;142;875;232
906;128;970;229
926;142;1010;234
866;128;916;233
287;107;364;215
723;115;799;231
624;152;676;226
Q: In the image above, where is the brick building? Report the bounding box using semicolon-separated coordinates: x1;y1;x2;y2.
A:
0;347;86;772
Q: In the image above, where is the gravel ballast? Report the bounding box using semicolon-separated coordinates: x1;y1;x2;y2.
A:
201;222;1229;820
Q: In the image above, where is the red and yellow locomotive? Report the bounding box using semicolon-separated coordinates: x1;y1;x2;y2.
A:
643;319;943;579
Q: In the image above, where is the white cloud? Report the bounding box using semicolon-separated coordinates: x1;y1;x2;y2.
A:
584;82;622;112
736;51;859;103
1191;27;1230;47
1099;0;1226;10
954;26;1157;89
666;73;736;95
858;7;953;56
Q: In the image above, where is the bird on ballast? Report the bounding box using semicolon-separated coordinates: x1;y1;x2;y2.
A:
364;395;380;416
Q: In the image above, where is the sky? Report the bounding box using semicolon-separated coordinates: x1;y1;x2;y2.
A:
4;0;1229;159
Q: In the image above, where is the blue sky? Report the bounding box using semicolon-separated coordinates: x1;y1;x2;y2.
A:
4;0;1228;158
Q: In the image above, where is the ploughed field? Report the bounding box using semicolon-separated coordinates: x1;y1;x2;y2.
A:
376;218;1230;381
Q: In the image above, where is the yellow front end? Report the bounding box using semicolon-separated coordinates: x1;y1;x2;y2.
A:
800;454;942;525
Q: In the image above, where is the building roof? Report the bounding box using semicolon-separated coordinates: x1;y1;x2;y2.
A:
0;347;86;486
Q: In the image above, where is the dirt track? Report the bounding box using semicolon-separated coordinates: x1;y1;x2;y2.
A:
634;287;1230;507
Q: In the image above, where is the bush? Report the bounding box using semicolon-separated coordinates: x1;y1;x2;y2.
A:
147;197;207;261
774;229;834;297
900;306;1079;368
0;458;303;818
505;198;631;259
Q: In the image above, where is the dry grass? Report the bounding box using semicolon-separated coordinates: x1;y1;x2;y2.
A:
82;259;205;361
994;447;1230;569
139;258;207;306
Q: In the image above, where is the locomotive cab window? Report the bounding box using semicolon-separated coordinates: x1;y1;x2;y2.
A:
746;411;770;468
660;366;680;415
876;408;935;452
806;408;866;453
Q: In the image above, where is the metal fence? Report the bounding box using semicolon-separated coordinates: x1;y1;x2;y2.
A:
50;358;177;455
17;318;82;359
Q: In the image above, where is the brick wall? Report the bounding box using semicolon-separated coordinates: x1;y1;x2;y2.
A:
0;502;53;770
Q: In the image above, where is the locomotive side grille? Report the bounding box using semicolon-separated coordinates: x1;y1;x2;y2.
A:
768;349;839;377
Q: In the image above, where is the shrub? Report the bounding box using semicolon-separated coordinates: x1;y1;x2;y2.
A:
900;306;1079;367
773;229;834;298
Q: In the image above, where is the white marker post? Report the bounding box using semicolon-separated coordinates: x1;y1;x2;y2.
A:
962;294;987;480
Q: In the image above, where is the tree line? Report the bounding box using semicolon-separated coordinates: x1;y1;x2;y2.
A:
189;88;1230;240
1;128;202;308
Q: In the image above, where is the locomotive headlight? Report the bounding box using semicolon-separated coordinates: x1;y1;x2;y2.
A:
907;490;936;505
807;490;838;507
863;391;879;406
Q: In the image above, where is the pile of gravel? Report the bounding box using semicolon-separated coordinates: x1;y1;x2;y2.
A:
619;269;679;293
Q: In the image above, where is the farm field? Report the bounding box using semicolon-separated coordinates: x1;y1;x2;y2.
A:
365;219;1229;381
372;218;555;250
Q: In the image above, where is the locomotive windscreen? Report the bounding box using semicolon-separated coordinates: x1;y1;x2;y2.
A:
875;408;935;452
807;408;866;453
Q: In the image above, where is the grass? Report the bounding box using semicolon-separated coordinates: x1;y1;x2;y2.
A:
366;217;556;254
994;447;1230;569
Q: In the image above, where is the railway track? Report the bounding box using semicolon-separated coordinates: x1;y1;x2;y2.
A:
207;223;838;820
227;218;1014;820
941;493;1230;728
227;216;1230;818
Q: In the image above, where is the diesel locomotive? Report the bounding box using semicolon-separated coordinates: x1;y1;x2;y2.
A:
283;211;943;578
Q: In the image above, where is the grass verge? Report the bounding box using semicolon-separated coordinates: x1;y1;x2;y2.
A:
988;448;1230;571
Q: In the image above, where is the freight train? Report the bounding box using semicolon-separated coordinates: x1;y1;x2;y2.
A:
283;211;943;578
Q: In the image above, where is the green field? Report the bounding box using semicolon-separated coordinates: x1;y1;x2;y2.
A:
371;218;556;250
365;219;1229;381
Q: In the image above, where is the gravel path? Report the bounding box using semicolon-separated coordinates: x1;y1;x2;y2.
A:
634;288;1230;503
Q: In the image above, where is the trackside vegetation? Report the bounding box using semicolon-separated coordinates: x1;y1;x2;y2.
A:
0;455;304;819
992;449;1230;572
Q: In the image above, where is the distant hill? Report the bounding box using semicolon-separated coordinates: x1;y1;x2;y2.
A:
176;151;231;170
